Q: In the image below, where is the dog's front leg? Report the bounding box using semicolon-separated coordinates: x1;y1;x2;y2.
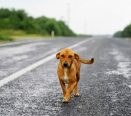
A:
59;80;66;97
63;81;76;102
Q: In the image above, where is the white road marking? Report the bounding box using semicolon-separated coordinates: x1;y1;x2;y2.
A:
106;48;131;79
0;39;92;88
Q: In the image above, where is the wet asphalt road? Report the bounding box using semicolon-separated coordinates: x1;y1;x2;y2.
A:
0;37;131;116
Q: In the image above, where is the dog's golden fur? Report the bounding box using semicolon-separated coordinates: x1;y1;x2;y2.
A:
56;48;94;102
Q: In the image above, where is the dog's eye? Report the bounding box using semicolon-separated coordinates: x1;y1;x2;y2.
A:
68;55;73;58
61;55;65;58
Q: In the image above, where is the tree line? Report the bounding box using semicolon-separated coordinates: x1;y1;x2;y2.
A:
0;8;76;36
114;23;131;38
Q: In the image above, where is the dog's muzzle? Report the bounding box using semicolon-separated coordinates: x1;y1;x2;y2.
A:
63;62;68;68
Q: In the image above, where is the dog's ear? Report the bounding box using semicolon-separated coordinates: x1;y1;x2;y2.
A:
56;52;60;59
74;53;79;60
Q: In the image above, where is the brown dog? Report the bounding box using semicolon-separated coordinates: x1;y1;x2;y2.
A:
56;48;94;103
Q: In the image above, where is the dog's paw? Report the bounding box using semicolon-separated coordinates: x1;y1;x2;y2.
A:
74;93;80;97
63;97;70;103
71;94;74;98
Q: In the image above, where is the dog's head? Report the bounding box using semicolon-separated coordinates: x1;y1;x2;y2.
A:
56;48;79;68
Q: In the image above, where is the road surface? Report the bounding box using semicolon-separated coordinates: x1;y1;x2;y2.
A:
0;37;131;116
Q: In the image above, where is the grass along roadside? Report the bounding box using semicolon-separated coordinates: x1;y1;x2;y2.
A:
0;35;13;41
0;29;56;43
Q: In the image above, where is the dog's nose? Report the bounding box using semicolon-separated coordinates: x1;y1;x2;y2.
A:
63;62;68;67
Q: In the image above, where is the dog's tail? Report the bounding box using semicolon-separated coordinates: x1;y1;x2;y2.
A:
79;58;94;64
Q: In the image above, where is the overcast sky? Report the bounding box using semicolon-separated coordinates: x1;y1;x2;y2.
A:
0;0;131;35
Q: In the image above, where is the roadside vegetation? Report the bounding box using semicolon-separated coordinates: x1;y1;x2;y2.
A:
0;35;13;41
0;8;76;41
114;23;131;38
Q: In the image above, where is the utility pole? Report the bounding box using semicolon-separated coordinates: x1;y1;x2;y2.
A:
67;3;71;26
83;17;87;34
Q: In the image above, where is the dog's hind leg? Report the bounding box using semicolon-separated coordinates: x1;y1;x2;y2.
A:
74;83;80;97
74;73;80;97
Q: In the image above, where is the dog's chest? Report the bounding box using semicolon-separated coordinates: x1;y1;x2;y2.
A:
63;69;69;84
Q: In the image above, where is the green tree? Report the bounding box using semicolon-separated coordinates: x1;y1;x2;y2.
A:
44;19;62;35
58;21;75;36
114;31;123;37
122;24;131;37
0;8;76;36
